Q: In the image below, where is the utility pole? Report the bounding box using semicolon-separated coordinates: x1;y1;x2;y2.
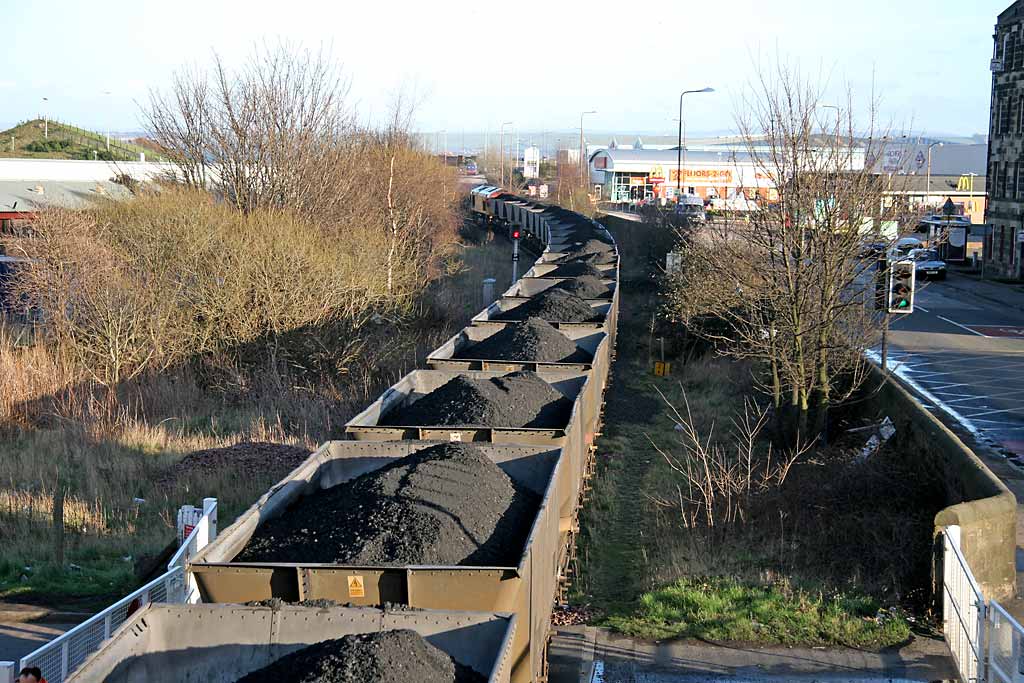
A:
579;110;596;188
676;88;714;200
500;121;513;187
42;97;49;139
926;141;943;211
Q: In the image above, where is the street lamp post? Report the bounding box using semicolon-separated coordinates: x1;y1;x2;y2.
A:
42;97;49;139
500;121;513;187
820;104;841;167
103;91;112;150
676;88;714;199
926;141;943;210
579;110;596;188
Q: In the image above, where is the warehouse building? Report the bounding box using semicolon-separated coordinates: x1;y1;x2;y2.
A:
588;148;779;204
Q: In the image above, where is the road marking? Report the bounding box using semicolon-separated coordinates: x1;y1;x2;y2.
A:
937;315;989;337
968;325;1024;338
916;305;930;312
962;407;1024;418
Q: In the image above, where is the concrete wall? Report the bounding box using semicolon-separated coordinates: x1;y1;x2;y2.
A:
0;158;179;183
871;366;1017;601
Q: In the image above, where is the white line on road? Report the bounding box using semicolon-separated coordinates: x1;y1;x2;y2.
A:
916;305;930;312
937;315;989;337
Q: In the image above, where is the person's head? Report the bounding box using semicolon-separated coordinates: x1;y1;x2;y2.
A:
18;667;42;683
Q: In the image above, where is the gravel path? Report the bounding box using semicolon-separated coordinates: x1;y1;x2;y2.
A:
235;629;486;683
236;443;540;567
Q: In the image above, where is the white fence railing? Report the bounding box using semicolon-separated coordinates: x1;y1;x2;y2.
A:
939;525;1024;683
987;601;1024;683
6;498;217;683
943;525;986;682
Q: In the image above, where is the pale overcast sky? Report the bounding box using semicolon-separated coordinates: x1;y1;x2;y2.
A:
0;0;1011;137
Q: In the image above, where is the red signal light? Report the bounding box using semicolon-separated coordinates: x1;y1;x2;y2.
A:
512;229;521;239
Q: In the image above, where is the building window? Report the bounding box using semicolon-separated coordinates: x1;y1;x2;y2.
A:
1000;94;1011;135
997;162;1009;199
1000;226;1007;259
1015;32;1024;70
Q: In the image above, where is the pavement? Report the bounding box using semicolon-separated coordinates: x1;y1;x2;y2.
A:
883;271;1024;605
0;604;86;663
549;627;957;682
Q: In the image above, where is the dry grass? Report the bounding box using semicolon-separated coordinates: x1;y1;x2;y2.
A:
0;226;512;604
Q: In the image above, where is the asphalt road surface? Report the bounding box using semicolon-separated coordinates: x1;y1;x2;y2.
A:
886;273;1024;462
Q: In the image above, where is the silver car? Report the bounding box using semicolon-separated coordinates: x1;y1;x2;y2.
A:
909;248;947;280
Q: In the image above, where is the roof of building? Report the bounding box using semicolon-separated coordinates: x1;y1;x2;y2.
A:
885;174;987;194
999;0;1024;25
0;158;177;183
0;180;131;212
591;147;759;165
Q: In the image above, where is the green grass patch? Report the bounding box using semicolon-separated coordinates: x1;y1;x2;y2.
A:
604;576;911;647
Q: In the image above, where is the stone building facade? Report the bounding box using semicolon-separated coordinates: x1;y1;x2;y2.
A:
987;1;1024;279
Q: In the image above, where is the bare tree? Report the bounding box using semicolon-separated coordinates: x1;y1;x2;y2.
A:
665;61;922;443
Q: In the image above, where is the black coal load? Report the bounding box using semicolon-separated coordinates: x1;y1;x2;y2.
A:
551;275;610;299
558;239;617;264
493;289;602;323
236;629;486;683
236;442;540;567
460;317;586;363
382;371;572;429
544;260;605;279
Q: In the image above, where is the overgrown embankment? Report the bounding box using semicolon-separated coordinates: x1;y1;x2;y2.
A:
572;214;945;648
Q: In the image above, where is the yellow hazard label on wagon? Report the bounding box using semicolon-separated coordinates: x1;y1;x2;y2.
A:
654;361;672;377
347;575;365;598
449;432;463;442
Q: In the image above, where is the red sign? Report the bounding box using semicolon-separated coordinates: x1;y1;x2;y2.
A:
648;177;665;184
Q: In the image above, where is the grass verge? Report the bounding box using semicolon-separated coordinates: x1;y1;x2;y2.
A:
571;214;930;649
605;576;911;647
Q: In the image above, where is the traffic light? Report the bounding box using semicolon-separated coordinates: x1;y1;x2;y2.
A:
887;260;915;314
512;228;521;240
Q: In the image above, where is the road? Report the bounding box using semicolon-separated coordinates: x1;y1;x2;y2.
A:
885;272;1024;462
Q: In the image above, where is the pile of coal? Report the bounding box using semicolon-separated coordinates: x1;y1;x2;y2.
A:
551;275;610;299
546;260;604;278
460;318;584;363
493;289;602;323
236;629;485;683
236;442;539;567
382;371;572;429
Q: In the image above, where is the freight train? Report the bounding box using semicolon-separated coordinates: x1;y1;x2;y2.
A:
65;186;620;683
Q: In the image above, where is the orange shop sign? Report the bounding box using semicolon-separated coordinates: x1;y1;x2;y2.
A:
668;168;733;184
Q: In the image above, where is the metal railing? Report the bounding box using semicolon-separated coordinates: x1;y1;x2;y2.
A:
10;498;217;683
943;526;986;682
987;601;1024;683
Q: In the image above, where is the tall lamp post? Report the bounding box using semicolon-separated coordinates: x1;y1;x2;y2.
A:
926;141;943;210
42;97;49;139
579;110;596;188
676;88;714;199
500;121;513;187
103;90;112;150
820;104;841;167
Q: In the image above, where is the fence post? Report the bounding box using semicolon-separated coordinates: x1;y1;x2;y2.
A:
482;278;496;308
0;662;15;683
60;640;69;680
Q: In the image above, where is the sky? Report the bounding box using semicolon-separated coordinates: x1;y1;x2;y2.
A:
0;0;1011;139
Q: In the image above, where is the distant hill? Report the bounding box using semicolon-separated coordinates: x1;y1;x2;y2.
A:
0;119;167;162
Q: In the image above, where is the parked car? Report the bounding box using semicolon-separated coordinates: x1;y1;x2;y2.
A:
858;240;889;259
909;248;947;280
673;193;707;224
